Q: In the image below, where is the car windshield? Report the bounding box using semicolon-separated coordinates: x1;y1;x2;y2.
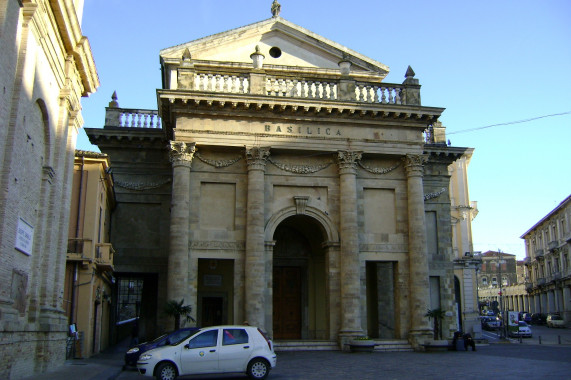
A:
149;333;169;344
550;315;562;320
172;329;201;346
518;321;528;326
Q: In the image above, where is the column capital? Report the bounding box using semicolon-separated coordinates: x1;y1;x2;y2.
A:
337;150;362;174
169;141;196;168
245;146;270;170
403;154;427;176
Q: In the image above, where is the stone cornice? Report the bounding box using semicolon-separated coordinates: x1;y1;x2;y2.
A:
157;90;443;126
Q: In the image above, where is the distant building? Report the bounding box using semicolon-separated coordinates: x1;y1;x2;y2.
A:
64;151;116;358
521;195;570;325
0;1;98;378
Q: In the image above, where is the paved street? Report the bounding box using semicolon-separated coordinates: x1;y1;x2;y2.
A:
117;345;571;380
116;327;571;380
23;326;571;380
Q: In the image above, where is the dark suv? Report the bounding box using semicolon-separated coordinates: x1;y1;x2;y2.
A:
124;327;199;367
530;313;547;325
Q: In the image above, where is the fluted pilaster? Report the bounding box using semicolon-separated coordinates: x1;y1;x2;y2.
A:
337;150;363;340
404;154;433;344
167;142;196;309
244;147;270;329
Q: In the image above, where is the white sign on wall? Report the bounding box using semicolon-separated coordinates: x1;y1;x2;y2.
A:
15;218;34;256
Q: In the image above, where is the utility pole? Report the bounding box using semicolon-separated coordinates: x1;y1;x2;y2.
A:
498;249;506;339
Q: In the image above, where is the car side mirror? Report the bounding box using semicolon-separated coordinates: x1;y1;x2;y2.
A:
184;344;190;349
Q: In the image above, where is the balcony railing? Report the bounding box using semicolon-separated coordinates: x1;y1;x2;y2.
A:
535;249;544;260
548;240;559;251
537;278;546;286
105;108;161;129
66;238;92;265
95;243;114;271
67;238;114;271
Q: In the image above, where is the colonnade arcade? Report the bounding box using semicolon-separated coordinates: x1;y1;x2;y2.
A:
166;141;433;345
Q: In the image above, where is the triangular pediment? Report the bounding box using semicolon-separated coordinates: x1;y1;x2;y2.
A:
160;17;389;80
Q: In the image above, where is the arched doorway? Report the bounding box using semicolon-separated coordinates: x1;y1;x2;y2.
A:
272;215;327;340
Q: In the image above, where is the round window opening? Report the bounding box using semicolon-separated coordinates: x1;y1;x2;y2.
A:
269;47;282;58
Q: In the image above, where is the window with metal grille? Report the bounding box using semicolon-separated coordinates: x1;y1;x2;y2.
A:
116;278;143;324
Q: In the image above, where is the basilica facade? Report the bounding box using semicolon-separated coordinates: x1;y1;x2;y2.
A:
87;11;470;349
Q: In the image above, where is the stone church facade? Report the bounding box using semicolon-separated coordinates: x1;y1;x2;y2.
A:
87;10;469;349
0;1;98;378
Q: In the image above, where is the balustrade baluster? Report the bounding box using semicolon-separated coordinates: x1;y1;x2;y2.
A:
380;87;387;104
388;87;394;104
373;86;380;103
395;88;402;104
292;80;299;97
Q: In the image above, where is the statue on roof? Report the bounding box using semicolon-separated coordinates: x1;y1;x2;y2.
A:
271;0;281;17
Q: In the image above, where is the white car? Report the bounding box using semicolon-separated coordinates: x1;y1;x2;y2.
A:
137;325;277;380
547;314;565;328
509;321;532;338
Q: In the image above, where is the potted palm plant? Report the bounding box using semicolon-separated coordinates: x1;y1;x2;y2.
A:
164;299;196;330
349;336;376;352
424;308;446;340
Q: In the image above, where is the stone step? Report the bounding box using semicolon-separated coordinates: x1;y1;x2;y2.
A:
273;339;414;352
374;339;414;352
274;340;339;351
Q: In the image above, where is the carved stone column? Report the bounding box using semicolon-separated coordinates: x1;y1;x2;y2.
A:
167;142;196;307
245;147;270;329
404;154;433;345
337;151;363;344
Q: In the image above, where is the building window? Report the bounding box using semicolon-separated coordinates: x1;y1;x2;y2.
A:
502;276;508;286
482;277;488;286
491;277;497;286
117;278;143;323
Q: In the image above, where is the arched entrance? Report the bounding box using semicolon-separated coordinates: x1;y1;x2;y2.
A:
272;215;328;340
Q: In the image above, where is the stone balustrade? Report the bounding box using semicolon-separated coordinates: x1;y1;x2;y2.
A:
265;76;338;99
195;73;249;94
355;82;403;105
105;108;162;128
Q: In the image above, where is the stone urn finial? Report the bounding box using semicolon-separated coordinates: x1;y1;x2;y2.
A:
108;91;119;108
250;45;265;69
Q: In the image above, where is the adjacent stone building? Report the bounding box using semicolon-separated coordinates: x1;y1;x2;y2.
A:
63;151;115;359
0;0;98;378
87;7;472;349
521;195;571;324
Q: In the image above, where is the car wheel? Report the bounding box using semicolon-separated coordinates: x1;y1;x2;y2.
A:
155;362;177;380
247;358;270;379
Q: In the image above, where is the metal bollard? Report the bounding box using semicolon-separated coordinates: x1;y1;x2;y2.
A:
539;336;541;344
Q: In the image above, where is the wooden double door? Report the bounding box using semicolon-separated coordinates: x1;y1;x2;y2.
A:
272;266;302;339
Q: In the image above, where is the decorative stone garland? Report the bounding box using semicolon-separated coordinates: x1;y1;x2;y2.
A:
358;161;399;175
195;152;242;168
268;157;333;174
115;178;171;191
424;187;446;201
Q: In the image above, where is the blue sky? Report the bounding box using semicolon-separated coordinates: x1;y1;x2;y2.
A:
79;0;571;259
